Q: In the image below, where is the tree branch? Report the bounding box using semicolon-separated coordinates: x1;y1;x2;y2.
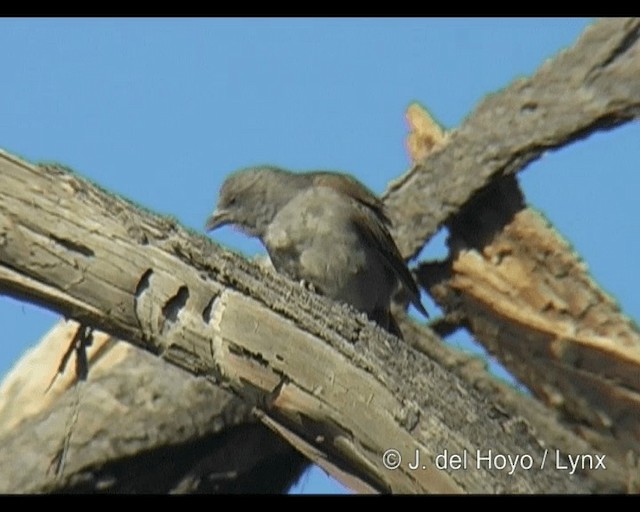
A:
2;18;638;494
0;151;589;493
385;17;640;258
0;320;308;493
395;310;635;492
418;178;640;462
381;17;640;486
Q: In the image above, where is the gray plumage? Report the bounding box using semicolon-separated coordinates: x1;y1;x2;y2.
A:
206;165;427;337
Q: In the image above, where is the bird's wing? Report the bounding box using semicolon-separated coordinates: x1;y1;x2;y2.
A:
312;172;392;227
349;206;429;318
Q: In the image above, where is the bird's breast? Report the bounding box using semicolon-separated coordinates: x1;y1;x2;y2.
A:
263;187;396;315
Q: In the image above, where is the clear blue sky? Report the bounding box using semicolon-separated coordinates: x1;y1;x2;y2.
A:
1;18;638;494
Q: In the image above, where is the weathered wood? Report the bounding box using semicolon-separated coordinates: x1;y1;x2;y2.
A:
0;151;588;493
385;17;640;489
396;310;636;492
399;97;638;490
423;178;640;454
385;18;640;258
0;320;308;493
2;17;639;494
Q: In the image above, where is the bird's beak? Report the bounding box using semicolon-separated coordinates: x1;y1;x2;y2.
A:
205;209;231;232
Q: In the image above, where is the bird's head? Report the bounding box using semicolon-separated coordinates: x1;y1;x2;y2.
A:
205;166;301;238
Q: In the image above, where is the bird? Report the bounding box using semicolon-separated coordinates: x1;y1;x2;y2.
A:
205;165;427;338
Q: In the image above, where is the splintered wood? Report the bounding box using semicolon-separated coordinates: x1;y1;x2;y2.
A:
403;102;640;487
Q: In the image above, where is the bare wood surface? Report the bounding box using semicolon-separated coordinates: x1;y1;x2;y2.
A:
0;151;589;493
382;17;640;488
396;310;636;492
421;179;640;458
0;320;307;493
395;101;639;491
1;17;638;494
403;101;640;465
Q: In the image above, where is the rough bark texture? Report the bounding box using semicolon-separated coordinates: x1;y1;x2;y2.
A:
384;17;640;258
396;100;640;491
420;178;640;462
396;310;636;492
1;17;639;494
385;17;640;487
0;321;308;493
0;152;589;493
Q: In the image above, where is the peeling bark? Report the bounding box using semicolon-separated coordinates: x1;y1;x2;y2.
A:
0;321;308;493
0;152;588;493
1;17;639;494
417;177;640;465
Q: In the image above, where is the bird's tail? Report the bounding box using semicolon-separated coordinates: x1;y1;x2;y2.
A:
387;313;404;340
371;308;404;340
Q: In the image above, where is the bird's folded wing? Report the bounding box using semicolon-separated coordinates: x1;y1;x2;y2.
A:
312;172;392;227
349;207;428;318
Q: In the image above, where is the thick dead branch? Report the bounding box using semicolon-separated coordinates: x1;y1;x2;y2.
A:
417;177;640;467
0;320;308;493
399;105;639;491
0;150;591;493
385;17;640;258
395;310;637;492
381;16;640;489
2;18;638;494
